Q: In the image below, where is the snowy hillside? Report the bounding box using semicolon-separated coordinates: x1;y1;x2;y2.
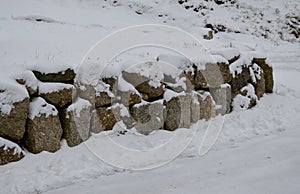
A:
0;0;299;193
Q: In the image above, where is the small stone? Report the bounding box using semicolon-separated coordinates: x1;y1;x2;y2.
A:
203;30;214;40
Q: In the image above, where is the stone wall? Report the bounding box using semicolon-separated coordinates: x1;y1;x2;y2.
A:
0;56;274;165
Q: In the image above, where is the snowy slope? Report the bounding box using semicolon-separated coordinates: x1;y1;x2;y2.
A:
0;0;299;193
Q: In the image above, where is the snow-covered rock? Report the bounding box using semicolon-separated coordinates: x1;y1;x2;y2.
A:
191;91;216;121
0;137;24;165
164;91;192;131
232;84;258;111
122;61;165;101
210;83;232;115
131;100;165;135
0;82;29;141
39;82;75;109
91;106;121;133
32;68;76;84
25;97;62;154
249;63;266;98
252;58;274;93
61;98;92;147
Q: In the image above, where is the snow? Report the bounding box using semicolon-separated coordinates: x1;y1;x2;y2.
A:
28;97;58;120
221;83;231;89
67;98;91;118
125;61;164;88
14;70;38;91
111;103;130;118
229;55;251;77
118;75;140;94
211;48;240;61
0;0;300;193
0;137;24;155
249;63;263;84
163;89;186;102
232;84;258;111
38;82;74;94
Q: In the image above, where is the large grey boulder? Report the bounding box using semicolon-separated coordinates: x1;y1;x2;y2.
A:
24;97;62;154
210;84;232;115
61;98;92;147
164;91;191;131
0;138;24;165
0;86;29;141
130;100;165;135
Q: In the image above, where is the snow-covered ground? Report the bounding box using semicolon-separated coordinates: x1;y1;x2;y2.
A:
0;0;299;193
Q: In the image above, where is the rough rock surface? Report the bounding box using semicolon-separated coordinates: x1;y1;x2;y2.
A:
164;93;191;131
231;66;251;95
252;58;274;93
79;85;113;108
24;98;62;154
210;84;232;115
91;106;120;133
0;146;24;165
33;68;76;83
131;101;165;135
0;98;29;141
194;62;231;89
192;91;216;121
122;71;164;100
119;91;141;106
61;99;91;147
39;83;74;109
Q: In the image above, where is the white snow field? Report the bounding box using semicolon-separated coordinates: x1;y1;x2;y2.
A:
0;0;299;193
